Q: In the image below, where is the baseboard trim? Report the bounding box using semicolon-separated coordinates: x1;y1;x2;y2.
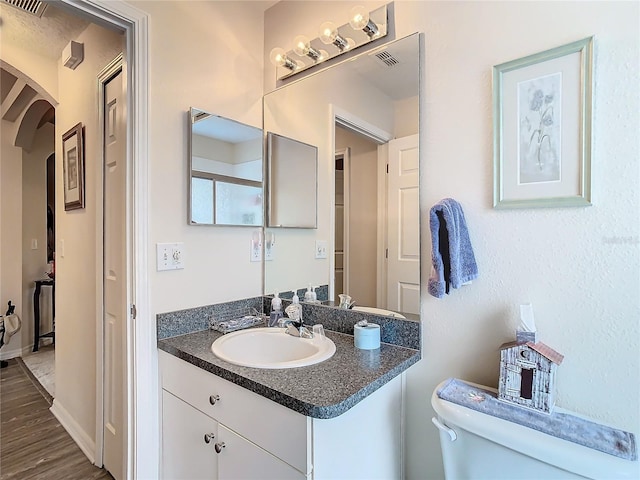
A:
0;344;33;360
50;399;96;464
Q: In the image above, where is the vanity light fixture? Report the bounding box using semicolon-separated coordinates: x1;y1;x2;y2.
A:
269;3;389;81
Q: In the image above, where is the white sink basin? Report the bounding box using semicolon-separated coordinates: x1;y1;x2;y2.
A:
352;306;406;318
211;327;336;369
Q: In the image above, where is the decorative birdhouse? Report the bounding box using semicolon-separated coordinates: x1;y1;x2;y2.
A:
498;338;564;414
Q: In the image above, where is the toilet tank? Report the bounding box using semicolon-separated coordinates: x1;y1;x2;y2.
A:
431;380;639;480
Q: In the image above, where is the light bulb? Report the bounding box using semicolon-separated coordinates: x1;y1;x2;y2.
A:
293;35;310;56
349;5;378;37
319;22;338;44
293;35;322;61
349;6;369;30
319;21;349;51
269;47;296;70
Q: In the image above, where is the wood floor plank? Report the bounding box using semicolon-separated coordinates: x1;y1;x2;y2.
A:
0;360;113;480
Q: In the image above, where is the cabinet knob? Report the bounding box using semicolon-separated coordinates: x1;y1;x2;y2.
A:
209;394;220;405
214;442;226;454
204;433;215;444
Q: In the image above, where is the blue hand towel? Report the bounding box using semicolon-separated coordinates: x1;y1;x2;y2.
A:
428;198;478;298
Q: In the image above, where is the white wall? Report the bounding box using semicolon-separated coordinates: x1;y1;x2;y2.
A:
128;0;266;314
399;2;639;479
0;120;24;359
55;22;124;452
265;2;639;479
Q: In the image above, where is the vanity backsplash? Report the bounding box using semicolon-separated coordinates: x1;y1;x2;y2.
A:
157;296;420;351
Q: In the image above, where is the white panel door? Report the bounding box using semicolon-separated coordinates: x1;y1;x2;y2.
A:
387;135;420;315
103;69;127;479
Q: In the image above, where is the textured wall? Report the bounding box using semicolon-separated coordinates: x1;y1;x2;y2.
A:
394;2;640;478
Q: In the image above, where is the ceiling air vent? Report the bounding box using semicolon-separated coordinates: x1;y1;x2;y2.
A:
373;51;400;68
2;0;48;17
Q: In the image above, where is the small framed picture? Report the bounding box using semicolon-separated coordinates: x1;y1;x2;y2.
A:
493;37;593;208
62;122;85;211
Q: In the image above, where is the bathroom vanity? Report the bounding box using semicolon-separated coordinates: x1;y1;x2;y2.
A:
158;326;419;479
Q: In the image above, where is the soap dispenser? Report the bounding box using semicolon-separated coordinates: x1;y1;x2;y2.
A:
304;285;314;303
285;290;302;322
269;292;283;327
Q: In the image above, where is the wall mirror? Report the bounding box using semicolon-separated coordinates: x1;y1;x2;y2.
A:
263;33;421;318
188;108;263;226
267;131;318;228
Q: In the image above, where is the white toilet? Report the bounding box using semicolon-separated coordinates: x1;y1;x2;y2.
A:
431;380;639;479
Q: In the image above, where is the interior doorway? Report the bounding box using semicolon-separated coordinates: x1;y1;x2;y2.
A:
333;116;391;310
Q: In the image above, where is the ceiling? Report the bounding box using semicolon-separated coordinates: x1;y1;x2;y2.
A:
1;1;91;60
1;1;90;145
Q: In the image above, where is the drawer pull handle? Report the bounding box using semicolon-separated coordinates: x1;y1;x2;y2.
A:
214;442;226;454
209;395;220;405
204;433;215;444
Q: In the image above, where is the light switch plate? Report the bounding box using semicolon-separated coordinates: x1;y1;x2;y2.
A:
157;243;185;271
315;240;328;259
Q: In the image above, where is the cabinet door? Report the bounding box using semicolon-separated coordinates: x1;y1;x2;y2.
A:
162;390;218;480
217;424;307;480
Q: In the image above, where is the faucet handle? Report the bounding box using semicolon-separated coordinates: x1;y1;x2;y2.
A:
312;324;326;339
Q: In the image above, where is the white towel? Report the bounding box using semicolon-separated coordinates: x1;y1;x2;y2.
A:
3;314;21;343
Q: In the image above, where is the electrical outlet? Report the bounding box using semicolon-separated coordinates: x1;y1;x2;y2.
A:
250;239;261;262
265;242;274;261
157;243;185;271
315;240;328;259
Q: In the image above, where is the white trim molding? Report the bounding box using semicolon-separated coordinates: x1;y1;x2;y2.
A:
51;399;97;464
58;1;154;479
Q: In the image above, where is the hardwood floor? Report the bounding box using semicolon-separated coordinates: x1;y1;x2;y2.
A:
0;359;113;480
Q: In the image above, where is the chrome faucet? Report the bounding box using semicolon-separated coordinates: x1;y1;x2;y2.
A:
281;319;314;339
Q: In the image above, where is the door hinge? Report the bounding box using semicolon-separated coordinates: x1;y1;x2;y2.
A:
386;164;389;174
385;248;388;259
130;304;137;320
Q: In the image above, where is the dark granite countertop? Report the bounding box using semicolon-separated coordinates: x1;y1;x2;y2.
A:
158;328;420;419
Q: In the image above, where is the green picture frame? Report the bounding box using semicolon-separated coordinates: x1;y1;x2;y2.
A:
493;37;593;209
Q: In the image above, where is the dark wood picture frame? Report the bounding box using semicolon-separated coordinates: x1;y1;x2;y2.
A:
62;122;85;211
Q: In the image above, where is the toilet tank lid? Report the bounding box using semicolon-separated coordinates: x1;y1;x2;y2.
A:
431;379;639;479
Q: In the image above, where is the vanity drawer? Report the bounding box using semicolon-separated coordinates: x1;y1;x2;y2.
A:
159;350;311;474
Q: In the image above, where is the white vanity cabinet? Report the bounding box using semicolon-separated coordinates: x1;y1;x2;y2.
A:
159;350;404;480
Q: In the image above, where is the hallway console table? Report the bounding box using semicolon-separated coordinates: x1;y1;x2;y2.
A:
33;278;55;352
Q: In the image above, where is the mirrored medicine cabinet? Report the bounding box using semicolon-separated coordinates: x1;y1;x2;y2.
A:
188;108;263;226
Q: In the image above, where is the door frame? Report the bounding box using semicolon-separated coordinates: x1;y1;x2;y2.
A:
58;1;153;479
334;148;350;301
330;105;392;307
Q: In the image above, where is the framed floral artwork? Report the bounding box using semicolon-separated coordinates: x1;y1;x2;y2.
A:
62;122;85;211
493;37;593;208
